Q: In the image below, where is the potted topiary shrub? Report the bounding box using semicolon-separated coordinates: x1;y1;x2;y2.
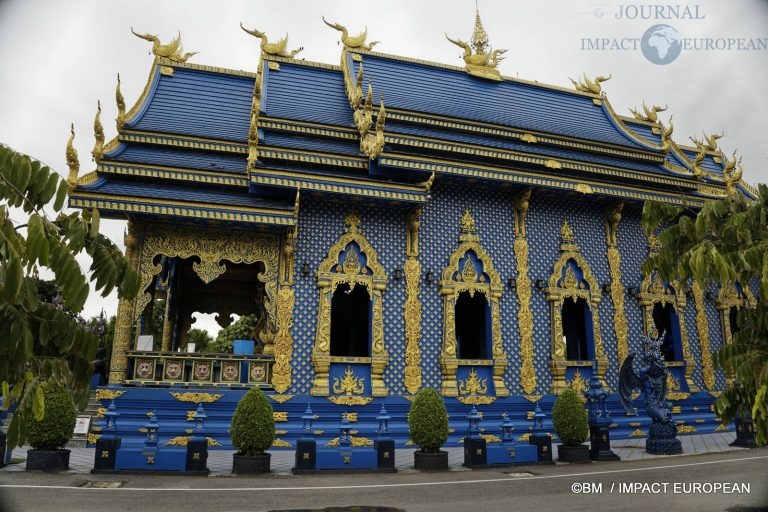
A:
408;388;449;470
230;386;275;474
552;388;590;463
26;382;77;472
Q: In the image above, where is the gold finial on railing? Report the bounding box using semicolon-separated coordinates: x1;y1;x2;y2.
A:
445;4;507;80
92;100;104;162
569;73;611;94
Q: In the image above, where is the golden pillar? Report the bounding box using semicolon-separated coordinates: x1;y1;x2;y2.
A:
108;219;141;384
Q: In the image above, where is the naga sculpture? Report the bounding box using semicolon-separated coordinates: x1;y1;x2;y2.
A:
570;73;611;95
240;23;303;58
618;332;682;454
130;28;197;62
722;150;743;195
322;17;379;50
629;102;667;123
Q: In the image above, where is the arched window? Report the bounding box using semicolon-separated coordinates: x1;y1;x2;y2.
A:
330;283;371;357
439;210;508;397
546;219;606;393
652;301;681;362
455;290;489;359
716;282;755;346
562;297;592;361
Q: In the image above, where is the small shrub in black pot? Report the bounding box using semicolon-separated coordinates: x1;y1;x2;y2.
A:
552;388;590;463
408;388;449;470
26;382;77;472
231;386;275;474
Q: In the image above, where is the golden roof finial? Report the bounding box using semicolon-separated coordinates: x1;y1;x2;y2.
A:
240;23;303;58
446;4;506;81
322;17;379;51
360;95;386;159
115;73;126;130
247;111;259;168
661;115;674;153
723;150;743;195
130;27;197;62
471;2;489;55
345;211;361;234
92;100;104;162
66;123;79;191
459;209;480;243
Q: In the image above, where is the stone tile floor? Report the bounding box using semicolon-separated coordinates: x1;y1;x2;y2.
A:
0;432;745;475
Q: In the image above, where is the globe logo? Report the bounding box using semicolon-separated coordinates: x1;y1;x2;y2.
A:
641;24;682;65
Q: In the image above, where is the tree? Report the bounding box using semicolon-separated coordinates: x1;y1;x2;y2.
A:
0;145;139;448
185;328;213;353
642;185;768;446
211;314;258;353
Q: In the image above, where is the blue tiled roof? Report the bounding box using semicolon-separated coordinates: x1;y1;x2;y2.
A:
385;121;677;177
351;52;652;150
262;131;360;156
78;176;290;210
681;148;724;175
263;61;351;127
108;143;247;174
622;119;662;146
127;66;254;142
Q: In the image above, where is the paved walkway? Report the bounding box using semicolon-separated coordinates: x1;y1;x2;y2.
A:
1;432;746;475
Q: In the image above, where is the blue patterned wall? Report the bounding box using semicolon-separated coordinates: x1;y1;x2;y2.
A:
289;181;721;396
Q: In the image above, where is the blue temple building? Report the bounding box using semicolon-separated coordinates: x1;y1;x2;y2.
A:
67;14;758;449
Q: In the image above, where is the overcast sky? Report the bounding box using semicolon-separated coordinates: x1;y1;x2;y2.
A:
1;0;766;336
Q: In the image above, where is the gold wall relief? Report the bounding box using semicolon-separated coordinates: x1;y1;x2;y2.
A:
403;207;423;395
311;212;389;396
546;218;607;393
109;218;142;384
271;225;298;392
604;201;629;367
440;210;508;397
691;281;715;390
513;188;536;394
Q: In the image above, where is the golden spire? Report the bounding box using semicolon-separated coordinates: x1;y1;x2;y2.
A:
560;218;575;244
471;4;489;55
459;209;480;243
66;123;79;191
116;73;126;130
92;100;104;161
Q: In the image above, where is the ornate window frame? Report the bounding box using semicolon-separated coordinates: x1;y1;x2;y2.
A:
715;281;755;345
546;219;607;393
636;235;697;391
311;212;388;396
439;210;508;397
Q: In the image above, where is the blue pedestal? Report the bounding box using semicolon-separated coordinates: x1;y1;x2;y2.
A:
115;448;186;472
486;443;538;465
233;340;255;384
315;447;379;470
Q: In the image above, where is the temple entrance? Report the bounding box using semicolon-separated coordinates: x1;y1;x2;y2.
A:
728;307;740;338
562;297;591;361
330;283;371;357
138;256;267;352
455;291;489;359
652;302;680;362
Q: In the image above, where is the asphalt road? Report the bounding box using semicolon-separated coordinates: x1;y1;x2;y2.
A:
0;450;766;512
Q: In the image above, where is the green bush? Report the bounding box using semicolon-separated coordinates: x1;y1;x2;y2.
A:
27;382;77;451
551;388;589;447
408;388;449;453
230;387;275;456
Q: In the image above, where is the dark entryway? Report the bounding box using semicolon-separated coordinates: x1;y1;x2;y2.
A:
455;291;489;359
652;302;679;361
330;283;371;357
562;297;590;361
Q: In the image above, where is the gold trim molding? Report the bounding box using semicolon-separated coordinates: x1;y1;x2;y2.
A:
604;201;629;366
439;210;508;397
311;212;389;396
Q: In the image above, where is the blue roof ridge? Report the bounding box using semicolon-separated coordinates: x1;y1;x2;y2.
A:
264;54;342;72
599;95;665;151
156;56;258;78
